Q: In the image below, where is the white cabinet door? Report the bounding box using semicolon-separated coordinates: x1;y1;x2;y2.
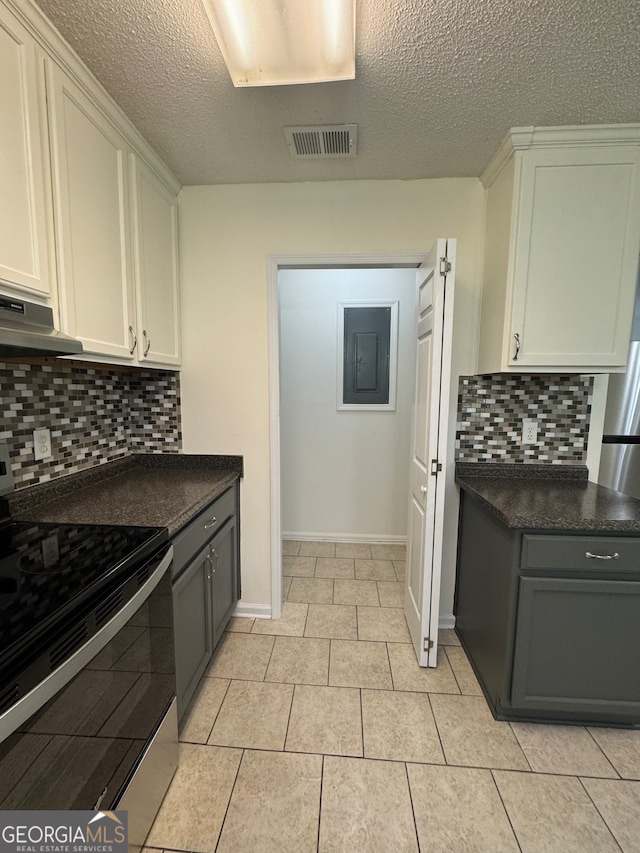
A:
0;4;53;299
478;126;640;374
131;155;181;367
510;145;640;369
47;62;136;360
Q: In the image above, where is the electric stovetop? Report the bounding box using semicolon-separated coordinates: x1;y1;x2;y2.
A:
0;515;168;696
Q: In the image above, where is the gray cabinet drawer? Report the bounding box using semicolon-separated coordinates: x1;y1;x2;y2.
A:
521;535;640;574
172;485;237;578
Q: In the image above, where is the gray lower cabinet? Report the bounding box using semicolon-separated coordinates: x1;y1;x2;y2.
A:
210;514;239;648
511;576;640;716
172;543;214;722
455;492;640;725
172;482;240;720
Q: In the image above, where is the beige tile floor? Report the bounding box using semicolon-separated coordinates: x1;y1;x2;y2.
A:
146;540;640;853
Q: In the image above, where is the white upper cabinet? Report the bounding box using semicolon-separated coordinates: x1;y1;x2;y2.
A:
46;61;136;361
0;0;182;367
0;3;54;300
130;155;181;367
477;125;640;374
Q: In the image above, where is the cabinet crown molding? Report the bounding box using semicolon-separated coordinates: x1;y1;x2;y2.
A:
481;123;640;188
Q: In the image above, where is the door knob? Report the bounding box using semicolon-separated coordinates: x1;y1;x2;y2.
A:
420;485;427;494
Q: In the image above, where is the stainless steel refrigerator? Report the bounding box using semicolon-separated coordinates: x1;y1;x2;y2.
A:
599;340;640;498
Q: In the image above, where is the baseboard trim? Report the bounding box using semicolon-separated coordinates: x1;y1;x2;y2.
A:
233;602;272;620
282;532;407;545
438;614;456;630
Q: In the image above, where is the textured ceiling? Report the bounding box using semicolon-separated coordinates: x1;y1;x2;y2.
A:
32;0;640;186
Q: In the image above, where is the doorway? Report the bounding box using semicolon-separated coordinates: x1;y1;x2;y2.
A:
267;252;426;618
279;267;417;541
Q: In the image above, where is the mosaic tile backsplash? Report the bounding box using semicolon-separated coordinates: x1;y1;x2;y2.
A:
456;374;593;464
1;360;181;490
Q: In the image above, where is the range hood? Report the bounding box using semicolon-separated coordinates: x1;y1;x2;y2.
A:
0;295;83;358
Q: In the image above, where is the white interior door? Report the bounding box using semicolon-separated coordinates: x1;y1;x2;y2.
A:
404;238;456;667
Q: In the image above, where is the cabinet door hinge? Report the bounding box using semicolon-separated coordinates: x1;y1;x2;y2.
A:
439;257;451;276
423;637;434;651
430;459;442;476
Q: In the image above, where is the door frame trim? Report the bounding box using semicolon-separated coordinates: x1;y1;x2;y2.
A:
267;252;427;618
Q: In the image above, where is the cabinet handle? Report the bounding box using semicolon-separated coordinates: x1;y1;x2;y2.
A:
143;329;151;357
211;547;220;571
512;333;521;361
205;551;215;579
204;517;217;530
585;551;620;560
128;325;137;355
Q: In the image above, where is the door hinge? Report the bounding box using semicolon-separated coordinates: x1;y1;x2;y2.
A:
423;637;434;651
439;257;451;276
430;459;442;476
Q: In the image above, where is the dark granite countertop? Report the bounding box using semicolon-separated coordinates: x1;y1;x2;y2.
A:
8;454;243;537
456;463;640;533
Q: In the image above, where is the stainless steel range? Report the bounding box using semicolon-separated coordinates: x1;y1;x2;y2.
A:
0;492;177;850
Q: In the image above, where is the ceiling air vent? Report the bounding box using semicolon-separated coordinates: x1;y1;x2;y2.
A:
284;124;357;159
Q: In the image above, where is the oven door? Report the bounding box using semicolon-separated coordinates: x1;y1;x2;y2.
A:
0;544;177;836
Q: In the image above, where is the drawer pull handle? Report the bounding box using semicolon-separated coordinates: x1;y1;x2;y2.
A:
204;517;217;530
585;551;620;561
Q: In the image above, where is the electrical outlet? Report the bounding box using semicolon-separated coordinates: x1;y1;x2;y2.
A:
33;427;52;461
522;419;538;445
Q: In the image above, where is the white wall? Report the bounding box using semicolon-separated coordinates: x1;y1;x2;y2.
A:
178;178;485;623
279;267;417;540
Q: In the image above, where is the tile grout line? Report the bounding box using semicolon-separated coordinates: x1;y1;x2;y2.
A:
316;753;326;853
359;687;366;759
584;727;621;780
174;743;552;769
489;768;524;853
301;600;311;638
213;747;246;853
440;645;462;695
507;722;534;773
426;692;449;766
403;761;423;853
260;634;278;679
204;677;232;745
385;641;396;691
576;775;626;853
282;682;298;753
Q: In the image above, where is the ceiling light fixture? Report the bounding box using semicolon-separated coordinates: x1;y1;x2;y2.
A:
201;0;355;87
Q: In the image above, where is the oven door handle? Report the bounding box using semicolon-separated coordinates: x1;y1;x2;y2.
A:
0;545;173;744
